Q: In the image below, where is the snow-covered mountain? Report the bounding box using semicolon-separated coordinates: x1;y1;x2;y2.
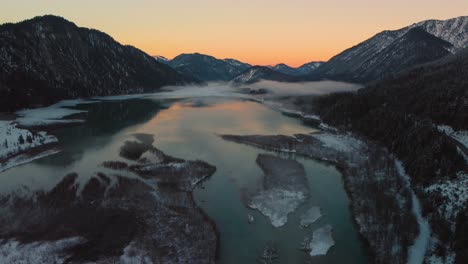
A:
270;62;323;76
414;16;468;50
231;66;298;84
0;15;196;112
317;16;468;83
166;53;251;81
163;53;321;81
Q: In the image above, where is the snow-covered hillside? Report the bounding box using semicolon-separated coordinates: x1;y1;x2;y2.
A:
0;121;57;161
317;16;468;82
414;16;468;50
0;99;97;171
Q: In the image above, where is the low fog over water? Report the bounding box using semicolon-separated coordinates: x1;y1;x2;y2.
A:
249;80;362;97
153;80;362;100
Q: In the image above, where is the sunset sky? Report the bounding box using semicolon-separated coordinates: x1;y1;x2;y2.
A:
1;0;467;67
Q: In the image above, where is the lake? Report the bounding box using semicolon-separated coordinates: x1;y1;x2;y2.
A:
0;94;368;263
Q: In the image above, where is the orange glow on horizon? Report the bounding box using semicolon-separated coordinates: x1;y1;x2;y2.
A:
1;0;467;67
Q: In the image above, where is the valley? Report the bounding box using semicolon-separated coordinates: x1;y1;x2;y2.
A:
0;12;467;264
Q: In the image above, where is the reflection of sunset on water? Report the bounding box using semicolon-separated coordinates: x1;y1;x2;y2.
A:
141;99;315;141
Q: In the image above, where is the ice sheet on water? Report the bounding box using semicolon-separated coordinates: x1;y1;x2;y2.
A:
309;225;335;256
248;154;310;227
249;189;307;227
15;99;96;126
300;206;322;228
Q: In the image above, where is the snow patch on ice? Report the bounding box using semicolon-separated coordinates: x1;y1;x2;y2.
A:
309;225;335;256
248;189;307;227
16;100;92;126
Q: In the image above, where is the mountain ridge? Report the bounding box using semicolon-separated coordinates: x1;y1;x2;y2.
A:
269;61;323;76
315;15;468;83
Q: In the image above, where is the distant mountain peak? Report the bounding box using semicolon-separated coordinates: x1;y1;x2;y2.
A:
165;53;251;81
231;66;298;84
270;61;324;76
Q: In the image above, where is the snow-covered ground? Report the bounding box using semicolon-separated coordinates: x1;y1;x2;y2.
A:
309;225;335;256
310;133;366;153
0;121;58;160
426;247;455;264
0;237;85;264
425;172;468;228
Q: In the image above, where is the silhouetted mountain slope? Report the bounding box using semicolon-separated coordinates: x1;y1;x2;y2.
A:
0;15;195;112
167;53;251;81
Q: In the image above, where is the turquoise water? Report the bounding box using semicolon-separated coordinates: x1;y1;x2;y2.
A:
0;98;368;263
